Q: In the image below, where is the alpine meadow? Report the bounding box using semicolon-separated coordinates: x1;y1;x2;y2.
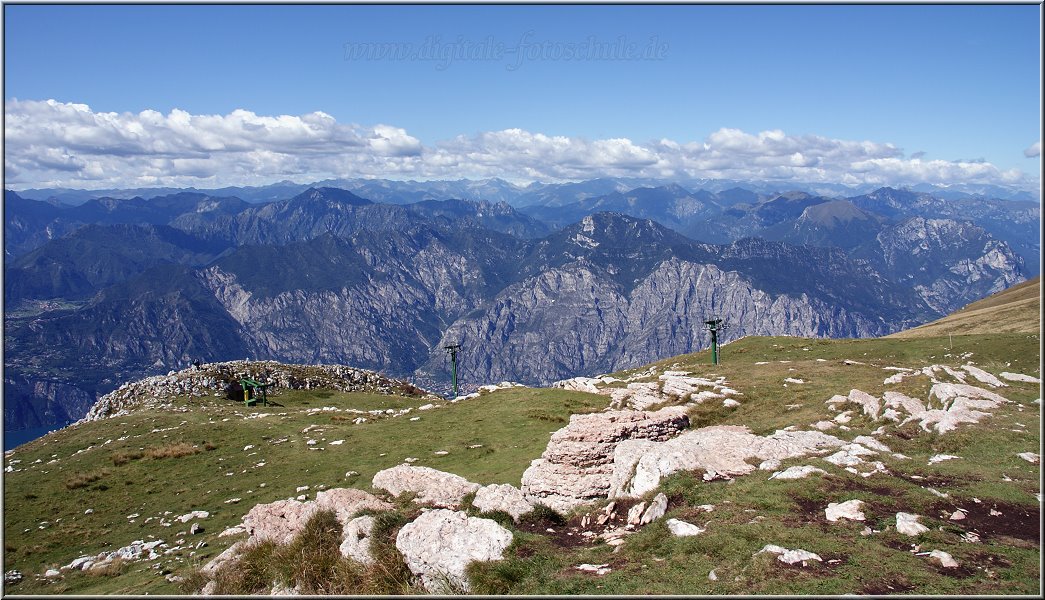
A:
2;3;1041;597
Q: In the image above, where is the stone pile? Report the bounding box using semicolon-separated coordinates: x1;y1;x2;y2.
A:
199;471;541;595
79;360;436;422
553;370;741;411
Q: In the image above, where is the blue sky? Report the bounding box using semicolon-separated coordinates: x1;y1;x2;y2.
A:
4;3;1041;191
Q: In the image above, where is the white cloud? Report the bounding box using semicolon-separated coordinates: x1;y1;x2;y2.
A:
1025;141;1041;158
3;98;1039;193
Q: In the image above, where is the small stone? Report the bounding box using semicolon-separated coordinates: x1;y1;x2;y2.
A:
708;569;718;581
928;549;959;568
1017;452;1040;464
896;512;929;536
666;518;705;537
576;563;612;575
825;499;866;522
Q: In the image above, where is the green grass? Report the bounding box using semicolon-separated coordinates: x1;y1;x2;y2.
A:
3;332;1040;595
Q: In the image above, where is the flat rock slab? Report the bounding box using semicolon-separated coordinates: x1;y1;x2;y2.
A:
373;465;479;508
609;425;845;498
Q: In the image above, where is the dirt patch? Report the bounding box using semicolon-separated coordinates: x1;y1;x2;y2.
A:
861;575;916;594
517;497;651;550
893;470;979;489
927;498;1039;545
823;475;903;499
785;495;825;527
926;561;977;579
881;538;913;552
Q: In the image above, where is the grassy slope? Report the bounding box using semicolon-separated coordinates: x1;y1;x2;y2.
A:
889;276;1040;338
3;286;1041;595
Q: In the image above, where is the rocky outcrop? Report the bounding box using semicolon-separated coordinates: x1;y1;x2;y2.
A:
609;426;846;498
80;360;432;423
395;509;513;593
869;217;1025;314
520;407;690;513
372;465;480;509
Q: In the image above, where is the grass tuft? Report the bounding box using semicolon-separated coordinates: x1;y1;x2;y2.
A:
111;449;144;466
65;469;109;490
145;442;200;459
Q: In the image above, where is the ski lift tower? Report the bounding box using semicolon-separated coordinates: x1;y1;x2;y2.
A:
703;318;724;365
444;343;461;398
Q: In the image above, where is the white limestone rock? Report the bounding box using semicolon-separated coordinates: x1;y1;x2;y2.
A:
769;465;828;480
473;483;533;521
373;465;479;509
1000;372;1041;384
315;487;393;523
847;389;881;420
756;544;822;565
852;435;891;452
609;425;844;498
825;499;866;522
962;365;1007;388
1017;452;1040;464
928;549;959;568
339;515;377;566
552;377;603;394
395;509;512;593
200;541;245;577
666;518;705;537
896;512;930;536
640;493;668;525
243;500;318;545
521;407;689;512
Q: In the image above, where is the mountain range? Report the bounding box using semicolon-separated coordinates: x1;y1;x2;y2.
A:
3;179;1036;434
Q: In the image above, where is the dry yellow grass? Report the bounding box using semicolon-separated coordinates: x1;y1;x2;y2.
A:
145;442;200;459
889;277;1040;338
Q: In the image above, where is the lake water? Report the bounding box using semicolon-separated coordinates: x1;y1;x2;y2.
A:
4;424;67;451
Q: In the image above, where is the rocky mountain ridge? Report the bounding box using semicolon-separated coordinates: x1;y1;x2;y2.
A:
3;183;1032;432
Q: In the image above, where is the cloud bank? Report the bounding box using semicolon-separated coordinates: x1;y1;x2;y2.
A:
4;99;1038;192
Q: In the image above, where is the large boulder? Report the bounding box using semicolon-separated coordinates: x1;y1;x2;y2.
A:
473;484;533;521
609;425;845;498
520;407;689;512
241;488;392;546
395;509;513;593
372;465;480;508
242;499;320;545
